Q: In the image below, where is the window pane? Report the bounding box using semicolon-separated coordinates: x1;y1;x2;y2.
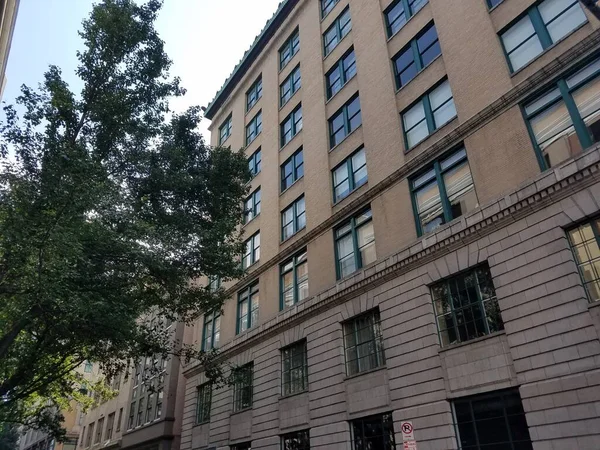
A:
529;99;579;168
539;0;587;43
430;81;457;127
524;87;562;115
416;181;443;233
387;1;406;36
357;222;376;267
394;47;418;88
502;16;543;71
328;67;342;97
443;161;477;221
418;24;441;67
566;58;600;88
404;101;426;129
573;76;600;147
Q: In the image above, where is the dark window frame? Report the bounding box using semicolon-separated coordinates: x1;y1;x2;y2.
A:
232;363;254;412
281;104;303;148
280;28;300;70
243;187;261;224
334;208;375;280
342;309;385;376
323;6;352;57
281;429;310;449
321;0;340;18
281;340;309;396
566;217;600;303
351;412;396;450
280;250;308;310
384;0;429;38
245;110;262;146
329;94;362;149
248;148;262;178
280;64;302;107
201;311;221;351
236;282;259;334
326;47;357;99
242;232;260;270
246;76;263;112
219;114;232;146
486;0;503;9
195;383;212;424
281;147;304;192
281;195;306;241
332;146;367;203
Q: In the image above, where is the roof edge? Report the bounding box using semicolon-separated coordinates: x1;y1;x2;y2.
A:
204;0;299;121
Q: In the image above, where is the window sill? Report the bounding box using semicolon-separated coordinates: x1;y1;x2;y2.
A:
508;21;589;78
242;260;260;272
344;365;387;381
193;420;210;428
242;213;260;228
219;136;231;147
245;131;262;148
245;100;261;117
280;176;304;197
279;390;308;401
329;124;362;153
487;0;504;13
394;54;442;95
437;330;506;353
323;32;352;62
281;226;306;244
404;117;457;154
230;407;252;417
280;130;303;153
280;88;301;111
587;300;600;311
325;73;357;105
279;52;299;74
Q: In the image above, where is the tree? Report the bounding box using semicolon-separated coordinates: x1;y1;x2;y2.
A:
0;0;249;437
0;423;19;450
580;0;600;20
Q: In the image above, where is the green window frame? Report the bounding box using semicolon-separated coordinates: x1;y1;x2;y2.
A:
452;390;533;450
280;250;308;310
280;28;300;70
332;146;367;203
500;0;587;73
195;383;212;424
280;65;301;107
281;196;306;241
351;413;396;450
384;0;428;38
243;187;261;224
248;148;261;178
242;232;260;269
281;147;304;192
281;104;303;147
329;94;361;149
487;0;503;8
245;110;262;146
323;6;351;57
325;47;356;99
410;146;477;236
522;56;600;171
281;340;308;396
201;311;220;351
246;76;262;112
219;114;232;145
567;218;600;303
232;363;253;412
401;78;456;150
321;0;340;18
334;208;375;280
432;264;504;347
392;21;441;90
343;309;385;376
237;282;259;334
207;275;220;292
84;361;93;373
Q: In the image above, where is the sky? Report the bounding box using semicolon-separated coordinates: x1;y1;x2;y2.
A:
2;0;283;140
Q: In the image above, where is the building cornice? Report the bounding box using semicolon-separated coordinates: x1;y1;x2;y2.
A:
183;142;600;378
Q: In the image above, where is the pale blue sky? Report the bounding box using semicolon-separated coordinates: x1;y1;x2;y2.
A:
3;0;283;139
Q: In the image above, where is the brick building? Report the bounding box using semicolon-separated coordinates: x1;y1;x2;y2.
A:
179;0;600;449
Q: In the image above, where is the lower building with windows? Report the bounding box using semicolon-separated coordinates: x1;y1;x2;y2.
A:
179;0;600;448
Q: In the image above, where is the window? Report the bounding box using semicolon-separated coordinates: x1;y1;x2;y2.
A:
232;363;253;412
280;28;300;70
136;398;144;426
237;282;259;333
80;427;85;447
105;413;115;441
281;65;301;107
343;310;385;375
410;147;477;235
246;76;262;112
321;0;340;17
392;22;441;89
282;196;306;240
329;94;361;148
248;148;261;177
281;147;304;191
202;311;221;351
487;0;503;8
84;361;93;373
86;423;94;447
523;57;600;169
219;115;232;146
432;265;504;347
282;430;310;449
231;443;251;450
127;403;135;430
402;79;457;149
281;251;308;310
242;232;260;269
326;48;356;99
243;188;261;224
335;209;375;279
332;147;367;203
453;390;533;450
94;418;103;444
281;104;303;147
384;0;428;38
567;218;600;303
116;409;122;432
246;111;262;146
208;275;221;292
323;7;351;56
145;393;154;424
281;341;308;396
196;383;212;424
155;389;163;419
500;0;587;72
351;413;396;450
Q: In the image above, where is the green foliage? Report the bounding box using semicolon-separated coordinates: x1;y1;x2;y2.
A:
0;0;249;437
0;423;19;450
